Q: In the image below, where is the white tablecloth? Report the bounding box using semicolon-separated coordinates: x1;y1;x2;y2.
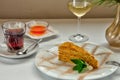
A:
0;19;120;80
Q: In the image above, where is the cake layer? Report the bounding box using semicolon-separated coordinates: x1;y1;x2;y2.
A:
58;42;99;69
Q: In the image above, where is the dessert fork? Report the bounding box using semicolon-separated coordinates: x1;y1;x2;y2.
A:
106;61;120;67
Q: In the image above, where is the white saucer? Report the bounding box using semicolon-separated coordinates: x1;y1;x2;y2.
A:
26;26;58;39
0;38;39;59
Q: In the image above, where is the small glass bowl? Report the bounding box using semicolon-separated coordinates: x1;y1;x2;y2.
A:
26;20;49;36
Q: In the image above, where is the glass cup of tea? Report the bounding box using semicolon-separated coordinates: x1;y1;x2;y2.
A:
2;21;26;53
26;20;49;36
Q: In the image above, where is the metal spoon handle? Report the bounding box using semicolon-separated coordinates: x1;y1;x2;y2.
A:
106;61;120;67
25;38;42;52
30;39;42;49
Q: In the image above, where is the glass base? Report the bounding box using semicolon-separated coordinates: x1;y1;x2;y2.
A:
109;44;120;51
69;34;89;43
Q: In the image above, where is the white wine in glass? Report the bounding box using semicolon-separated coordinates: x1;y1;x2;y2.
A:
68;0;92;42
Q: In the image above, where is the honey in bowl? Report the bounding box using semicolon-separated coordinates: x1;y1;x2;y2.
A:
29;25;47;36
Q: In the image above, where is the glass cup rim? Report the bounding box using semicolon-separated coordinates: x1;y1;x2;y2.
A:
2;21;25;29
26;20;49;28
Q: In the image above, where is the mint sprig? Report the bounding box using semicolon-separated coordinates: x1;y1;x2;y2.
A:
71;59;87;73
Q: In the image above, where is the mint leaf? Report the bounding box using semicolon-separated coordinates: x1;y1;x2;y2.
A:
71;59;87;73
71;59;81;64
73;65;80;70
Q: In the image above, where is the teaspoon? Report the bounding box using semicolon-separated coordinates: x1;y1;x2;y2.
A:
16;38;42;55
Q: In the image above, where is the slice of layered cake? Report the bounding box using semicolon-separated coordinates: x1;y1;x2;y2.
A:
58;42;99;69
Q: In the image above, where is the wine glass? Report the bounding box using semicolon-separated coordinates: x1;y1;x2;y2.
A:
68;0;92;42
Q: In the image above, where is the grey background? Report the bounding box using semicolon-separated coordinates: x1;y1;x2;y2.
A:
0;0;116;19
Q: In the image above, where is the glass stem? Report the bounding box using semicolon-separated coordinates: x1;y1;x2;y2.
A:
77;17;81;35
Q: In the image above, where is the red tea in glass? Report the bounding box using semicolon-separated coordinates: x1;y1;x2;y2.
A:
5;29;24;51
2;21;25;52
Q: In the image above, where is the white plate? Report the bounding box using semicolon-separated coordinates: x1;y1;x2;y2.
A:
35;42;118;80
26;26;58;39
0;38;39;58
